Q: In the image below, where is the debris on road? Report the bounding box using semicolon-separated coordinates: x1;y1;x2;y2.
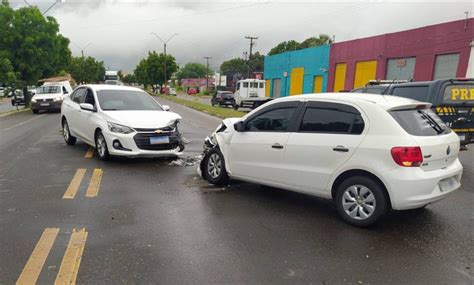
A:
168;155;202;167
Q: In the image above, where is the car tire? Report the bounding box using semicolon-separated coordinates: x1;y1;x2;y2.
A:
62;119;77;145
95;131;110;161
233;103;239;110
335;175;388;227
203;148;228;186
32;109;39;114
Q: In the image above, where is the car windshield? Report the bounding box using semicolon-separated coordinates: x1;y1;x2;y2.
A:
97;90;163;111
390;108;451;136
37;85;61;94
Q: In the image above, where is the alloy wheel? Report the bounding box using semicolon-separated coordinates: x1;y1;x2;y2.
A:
207;153;222;179
342;185;376;220
63;121;69;141
97;134;106;158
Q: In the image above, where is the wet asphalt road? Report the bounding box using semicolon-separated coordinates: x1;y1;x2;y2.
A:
0;98;473;284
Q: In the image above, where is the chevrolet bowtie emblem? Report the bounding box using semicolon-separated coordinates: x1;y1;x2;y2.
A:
154;129;162;134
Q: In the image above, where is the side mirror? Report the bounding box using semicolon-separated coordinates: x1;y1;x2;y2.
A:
234;121;245;132
162;105;170;111
80;103;95;112
63;91;68;94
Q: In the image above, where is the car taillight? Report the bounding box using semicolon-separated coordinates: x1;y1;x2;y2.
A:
391;147;423;167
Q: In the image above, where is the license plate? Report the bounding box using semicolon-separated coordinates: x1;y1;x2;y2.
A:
150;136;169;145
40;103;49;106
458;134;465;140
438;177;458;192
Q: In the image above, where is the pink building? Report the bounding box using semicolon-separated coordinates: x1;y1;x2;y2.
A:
327;18;474;92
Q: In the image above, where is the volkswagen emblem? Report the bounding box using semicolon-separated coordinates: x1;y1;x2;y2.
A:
446;146;451;155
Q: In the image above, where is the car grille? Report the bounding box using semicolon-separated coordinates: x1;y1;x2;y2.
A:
133;132;180;151
38;98;54;102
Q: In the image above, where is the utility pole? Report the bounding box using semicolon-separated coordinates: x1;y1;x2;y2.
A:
464;11;469;30
204;56;212;90
245;35;258;78
243;51;248;61
71;42;92;57
150;33;178;90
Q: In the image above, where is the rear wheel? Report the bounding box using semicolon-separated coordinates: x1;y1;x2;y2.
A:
335;176;388;227
95;131;110;160
204;148;228;186
32;109;39;114
62;119;77;145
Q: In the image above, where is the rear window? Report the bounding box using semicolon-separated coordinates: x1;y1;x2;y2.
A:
442;84;474;104
391;86;429;102
390;108;451;136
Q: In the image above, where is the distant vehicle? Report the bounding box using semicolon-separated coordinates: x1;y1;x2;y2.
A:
168;88;177;96
31;83;72;113
211;91;234;107
354;79;473;146
233;79;270;110
187;87;198;95
0;86;4;97
10;89;25;105
105;71;120;85
61;85;184;160
200;93;463;227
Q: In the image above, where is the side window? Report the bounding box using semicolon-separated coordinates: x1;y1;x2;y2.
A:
246;107;297;132
72;88;86;104
259;82;264;88
243;82;249;88
299;103;365;134
236;83;240;90
391;86;430;102
83;89;95;106
62;86;68;94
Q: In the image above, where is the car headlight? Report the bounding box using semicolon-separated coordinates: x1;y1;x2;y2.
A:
107;122;135;134
53;95;62;101
31;98;37;103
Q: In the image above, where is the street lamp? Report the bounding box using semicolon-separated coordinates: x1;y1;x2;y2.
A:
71;42;92;57
42;0;65;16
150;32;178;90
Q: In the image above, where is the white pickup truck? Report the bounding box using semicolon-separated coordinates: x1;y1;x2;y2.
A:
233;79;271;110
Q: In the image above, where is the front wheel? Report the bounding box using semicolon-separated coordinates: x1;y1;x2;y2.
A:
203;148;228;186
95;131;110;160
32;109;39;114
335;176;388;227
62;119;77;145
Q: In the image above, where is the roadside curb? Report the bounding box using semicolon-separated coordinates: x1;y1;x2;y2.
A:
0;108;31;118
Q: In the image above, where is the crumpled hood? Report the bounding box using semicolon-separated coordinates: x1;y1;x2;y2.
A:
103;110;181;129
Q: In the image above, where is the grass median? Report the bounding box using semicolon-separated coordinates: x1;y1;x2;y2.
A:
154;94;246;119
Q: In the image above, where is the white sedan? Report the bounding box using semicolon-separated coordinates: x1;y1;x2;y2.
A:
61;85;184;160
200;93;463;227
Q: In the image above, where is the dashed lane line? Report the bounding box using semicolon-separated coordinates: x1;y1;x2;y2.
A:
63;169;86;199
16;228;60;285
54;228;88;285
85;168;102;198
3;114;46;131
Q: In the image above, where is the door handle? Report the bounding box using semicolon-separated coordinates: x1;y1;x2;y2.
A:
333;145;349;152
272;143;284;149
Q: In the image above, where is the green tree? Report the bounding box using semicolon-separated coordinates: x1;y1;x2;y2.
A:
220;58;247;76
67;56;105;83
133;51;178;92
300;34;333;49
268;40;300;55
134;58;149;87
268;34;332;56
249;52;264;73
122;74;136;84
176;63;208;81
0;2;72;104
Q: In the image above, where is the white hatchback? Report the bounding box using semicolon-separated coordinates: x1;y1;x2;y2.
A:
61;85;184;160
200;93;463;227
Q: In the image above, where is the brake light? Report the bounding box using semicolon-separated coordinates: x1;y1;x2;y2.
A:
391;147;423;167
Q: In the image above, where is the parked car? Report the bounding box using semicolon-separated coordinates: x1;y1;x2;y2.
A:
10;89;25;106
211;91;235;107
352;78;473;146
168;88;177;96
199;93;463;227
0;86;4;97
187;87;198;95
61;85;184;160
31;84;71;113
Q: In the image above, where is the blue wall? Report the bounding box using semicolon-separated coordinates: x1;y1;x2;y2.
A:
264;45;330;97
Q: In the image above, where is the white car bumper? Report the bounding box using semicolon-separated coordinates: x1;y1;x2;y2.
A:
383;159;463;210
103;130;183;158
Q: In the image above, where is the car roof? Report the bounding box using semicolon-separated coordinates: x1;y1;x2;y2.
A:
80;84;143;92
275;92;428;110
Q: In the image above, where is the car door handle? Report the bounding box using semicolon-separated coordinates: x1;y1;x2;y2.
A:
272;143;284;149
333;145;349;152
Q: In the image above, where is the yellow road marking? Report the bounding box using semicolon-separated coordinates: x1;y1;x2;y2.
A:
55;228;88;285
84;148;94;158
63;169;87;199
17;228;60;285
85;168;102;198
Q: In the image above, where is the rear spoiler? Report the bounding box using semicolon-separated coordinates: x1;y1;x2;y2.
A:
387;103;432;111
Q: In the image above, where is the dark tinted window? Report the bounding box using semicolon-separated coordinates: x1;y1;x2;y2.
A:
300;106;364;134
391;86;429;102
72;88;86;104
390;108;451;136
243;82;249;88
366;86;385;94
246;107;296;132
83;89;95;106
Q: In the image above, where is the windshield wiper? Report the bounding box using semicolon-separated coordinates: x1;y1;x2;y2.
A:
418;110;445;134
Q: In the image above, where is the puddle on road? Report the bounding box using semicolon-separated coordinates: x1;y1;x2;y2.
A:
168;155;202;167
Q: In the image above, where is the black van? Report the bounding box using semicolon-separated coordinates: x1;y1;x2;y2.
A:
351;79;474;145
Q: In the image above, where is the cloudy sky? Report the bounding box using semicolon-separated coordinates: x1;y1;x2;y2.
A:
12;0;473;72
